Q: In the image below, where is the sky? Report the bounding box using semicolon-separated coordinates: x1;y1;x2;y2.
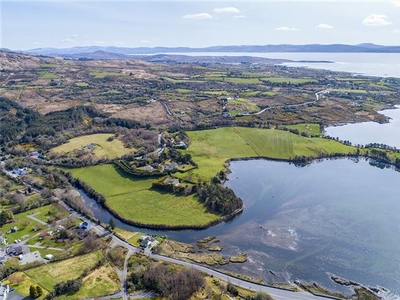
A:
1;0;400;50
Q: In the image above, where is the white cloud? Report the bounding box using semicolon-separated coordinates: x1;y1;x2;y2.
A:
183;13;212;20
316;23;334;29
141;40;151;45
276;27;299;31
394;29;400;34
62;34;78;43
233;15;246;19
392;0;400;7
362;14;392;26
213;7;240;14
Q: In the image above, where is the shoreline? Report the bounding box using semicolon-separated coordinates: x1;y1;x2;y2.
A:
71;151;398;231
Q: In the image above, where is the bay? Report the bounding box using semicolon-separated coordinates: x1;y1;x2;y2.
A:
224;158;400;298
163;52;400;78
80;158;400;298
325;105;400;149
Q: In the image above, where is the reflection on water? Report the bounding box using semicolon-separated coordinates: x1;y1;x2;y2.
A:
80;158;400;297
224;158;400;296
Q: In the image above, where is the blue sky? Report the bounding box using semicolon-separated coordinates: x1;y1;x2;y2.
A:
2;0;400;50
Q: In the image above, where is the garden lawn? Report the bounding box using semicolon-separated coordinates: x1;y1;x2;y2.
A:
128;232;146;246
51;133;135;159
68;165;219;226
24;251;104;291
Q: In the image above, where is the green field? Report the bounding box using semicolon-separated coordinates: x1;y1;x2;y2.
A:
57;264;120;300
5;252;118;299
39;72;60;79
75;82;89;87
24;251;104;291
99;89;122;95
283;123;322;136
175;88;193;93
228;98;259;113
179;127;356;180
51;134;135;159
67;165;219;226
330;89;368;94
89;69;127;78
261;91;279;96
265;77;317;84
225;77;263;84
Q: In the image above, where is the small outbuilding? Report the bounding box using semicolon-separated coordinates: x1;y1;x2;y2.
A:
78;221;91;230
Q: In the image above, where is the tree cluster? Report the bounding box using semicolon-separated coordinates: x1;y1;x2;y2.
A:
71;177;106;204
197;182;243;215
167;149;194;165
0;210;14;225
52;279;82;296
29;285;43;298
0;97;107;145
128;262;204;300
120;128;158;152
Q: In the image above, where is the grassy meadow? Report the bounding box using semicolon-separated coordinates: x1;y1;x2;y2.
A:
51;133;135;159
5;252;119;299
68;164;219;226
228;98;259;113
180;127;356;180
282;123;322;136
24;251;104;291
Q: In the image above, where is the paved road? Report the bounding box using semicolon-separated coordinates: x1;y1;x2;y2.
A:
107;233;334;300
252;89;329;116
149;254;329;300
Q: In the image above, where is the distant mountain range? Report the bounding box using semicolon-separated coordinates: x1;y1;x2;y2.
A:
20;43;400;57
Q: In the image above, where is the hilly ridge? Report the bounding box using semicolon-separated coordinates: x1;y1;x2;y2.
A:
21;43;400;57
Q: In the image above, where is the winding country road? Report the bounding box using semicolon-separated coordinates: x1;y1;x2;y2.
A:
252;89;330;116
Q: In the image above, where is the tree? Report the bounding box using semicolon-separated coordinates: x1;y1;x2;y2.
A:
29;285;39;298
0;210;14;225
109;217;116;230
36;285;43;297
